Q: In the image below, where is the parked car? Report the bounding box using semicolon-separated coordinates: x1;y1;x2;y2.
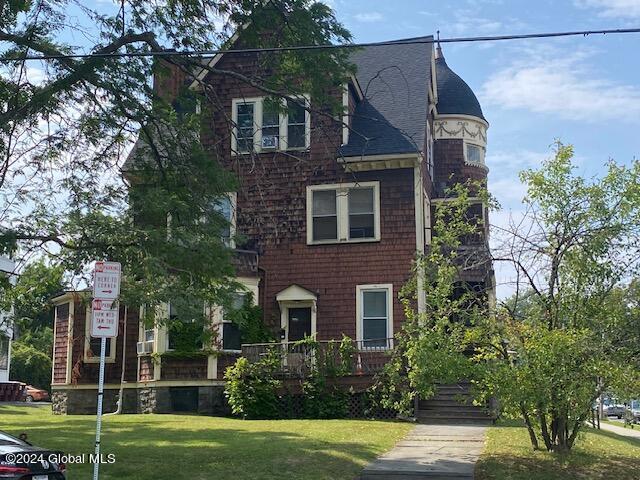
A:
0;431;65;479
24;386;49;403
604;404;628;419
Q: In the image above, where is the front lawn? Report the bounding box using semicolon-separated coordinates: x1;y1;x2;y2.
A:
0;405;411;480
476;420;640;480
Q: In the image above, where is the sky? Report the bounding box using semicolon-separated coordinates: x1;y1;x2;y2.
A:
14;0;640;297
329;0;640;298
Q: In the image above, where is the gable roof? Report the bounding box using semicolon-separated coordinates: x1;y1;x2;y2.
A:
339;37;434;158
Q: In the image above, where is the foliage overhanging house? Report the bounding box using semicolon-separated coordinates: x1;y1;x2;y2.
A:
50;37;494;415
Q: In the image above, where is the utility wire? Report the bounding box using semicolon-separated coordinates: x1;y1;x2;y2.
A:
1;27;639;62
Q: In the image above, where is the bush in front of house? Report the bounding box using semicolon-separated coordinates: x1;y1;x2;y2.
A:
224;348;282;419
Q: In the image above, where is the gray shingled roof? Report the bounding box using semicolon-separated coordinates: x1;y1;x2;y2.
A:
434;55;485;120
340;38;433;158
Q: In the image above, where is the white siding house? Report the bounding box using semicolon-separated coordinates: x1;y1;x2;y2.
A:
0;256;16;382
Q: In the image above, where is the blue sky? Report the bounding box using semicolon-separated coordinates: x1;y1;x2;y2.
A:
330;0;640;297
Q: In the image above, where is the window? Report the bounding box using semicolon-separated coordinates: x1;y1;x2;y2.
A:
232;97;309;154
307;182;380;244
356;284;393;349
221;293;245;351
262;103;280;149
167;301;204;351
287;100;306;148
348;188;375;239
312;190;338;241
0;334;9;370
235;102;256;152
466;143;484;165
84;307;116;363
211;193;236;247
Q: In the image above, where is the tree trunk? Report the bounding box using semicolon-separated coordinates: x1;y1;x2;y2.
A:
520;403;539;450
538;411;553;451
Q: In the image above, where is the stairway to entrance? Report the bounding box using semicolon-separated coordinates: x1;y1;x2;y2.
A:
416;382;494;425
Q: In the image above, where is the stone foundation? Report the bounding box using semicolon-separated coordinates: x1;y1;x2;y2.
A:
52;385;228;415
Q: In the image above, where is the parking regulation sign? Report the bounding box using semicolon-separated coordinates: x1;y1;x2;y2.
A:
90;298;119;338
92;261;121;300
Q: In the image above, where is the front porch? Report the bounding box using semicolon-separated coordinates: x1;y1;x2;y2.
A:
240;338;394;379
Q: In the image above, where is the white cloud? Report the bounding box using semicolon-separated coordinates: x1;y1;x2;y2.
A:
574;0;640;18
353;12;383;22
480;47;640;121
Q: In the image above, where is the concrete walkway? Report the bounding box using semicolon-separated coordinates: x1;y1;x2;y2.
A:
597;422;640;440
361;424;487;480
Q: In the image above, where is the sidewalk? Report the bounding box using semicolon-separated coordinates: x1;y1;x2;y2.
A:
597;421;640;440
360;424;487;480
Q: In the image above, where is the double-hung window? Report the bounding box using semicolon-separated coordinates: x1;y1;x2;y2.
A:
210;193;236;247
221;293;245;351
235;102;256;152
307;182;380;244
287;100;307;148
356;284;393;349
232;97;309;154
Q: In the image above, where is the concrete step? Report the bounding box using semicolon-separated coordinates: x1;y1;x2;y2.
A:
362;471;473;479
418;406;488;415
417;411;491;419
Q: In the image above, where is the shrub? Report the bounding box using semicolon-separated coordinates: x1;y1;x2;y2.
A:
224;348;281;419
9;341;52;390
301;373;349;419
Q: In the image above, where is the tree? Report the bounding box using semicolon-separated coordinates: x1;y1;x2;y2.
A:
0;260;66;354
0;1;353;322
485;142;640;451
9;341;52;390
371;182;494;415
376;142;640;453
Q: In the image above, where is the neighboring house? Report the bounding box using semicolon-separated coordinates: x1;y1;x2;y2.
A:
50;36;493;414
0;256;16;383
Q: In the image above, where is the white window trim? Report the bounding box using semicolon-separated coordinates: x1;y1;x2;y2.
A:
231;96;310;155
355;284;394;350
215;277;260;353
84;305;116;363
137;305;157;357
306;181;381;245
464;140;486;167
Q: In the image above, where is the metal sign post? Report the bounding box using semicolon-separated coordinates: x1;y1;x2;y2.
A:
91;261;121;480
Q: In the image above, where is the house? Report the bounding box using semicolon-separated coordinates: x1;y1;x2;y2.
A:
50;35;493;414
0;256;15;384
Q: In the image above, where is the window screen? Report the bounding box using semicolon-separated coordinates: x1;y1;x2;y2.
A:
362;290;388;347
312;190;338;241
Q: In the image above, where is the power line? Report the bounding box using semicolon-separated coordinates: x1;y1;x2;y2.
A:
1;27;639;62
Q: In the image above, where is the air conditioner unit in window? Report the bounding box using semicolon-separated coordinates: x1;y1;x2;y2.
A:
136;340;154;355
261;135;278;149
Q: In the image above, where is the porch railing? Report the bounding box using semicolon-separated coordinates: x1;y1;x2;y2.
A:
240;338;394;378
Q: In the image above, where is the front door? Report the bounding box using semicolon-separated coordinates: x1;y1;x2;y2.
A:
288;307;312;341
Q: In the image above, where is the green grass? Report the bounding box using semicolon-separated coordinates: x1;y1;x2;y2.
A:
476;420;640;480
0;405;411;480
